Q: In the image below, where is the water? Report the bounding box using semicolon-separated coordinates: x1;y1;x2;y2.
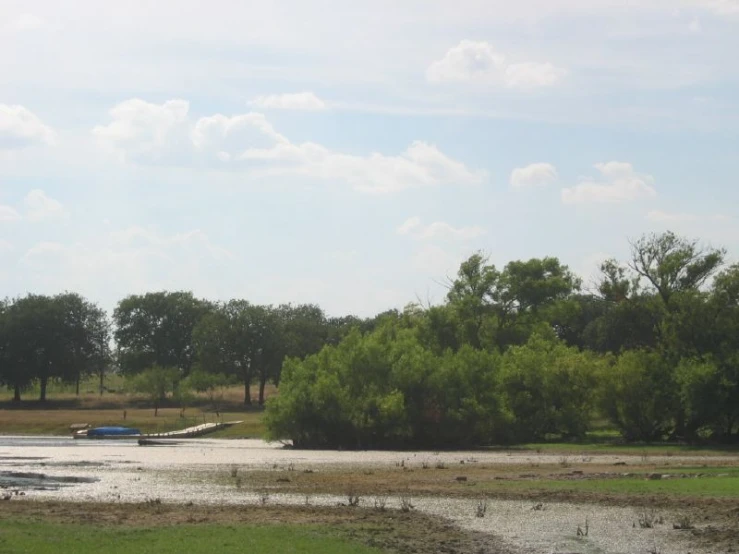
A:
0;436;727;554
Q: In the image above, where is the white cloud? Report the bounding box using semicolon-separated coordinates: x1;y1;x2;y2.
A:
0;205;22;222
562;162;657;204
397;216;422;235
0;105;55;149
426;40;566;90
249;92;326;111
246;140;486;193
397;217;485;240
92;98;190;164
92;99;485;192
191;112;287;156
24;190;68;222
646;210;699;223
510;162;558;187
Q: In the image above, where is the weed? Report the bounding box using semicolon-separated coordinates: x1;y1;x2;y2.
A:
230;466;239;478
258;491;270;505
435;461;447;470
399;496;414;512
373;496;388;511
559;456;571;468
637;509;663;529
673;514;694;530
576;518;589;537
346;487;361;507
475;498;487;518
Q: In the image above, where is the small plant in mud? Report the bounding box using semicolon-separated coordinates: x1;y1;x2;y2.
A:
374;496;388;511
145;497;162;506
304;494;312;506
673;514;694;530
636;510;663;529
475;498;487;518
435;461;447;470
576;518;589;536
531;503;545;511
230;466;239;479
421;461;430;469
258;491;270;505
346;487;361;507
399;496;415;512
287;462;295;472
559;456;571;468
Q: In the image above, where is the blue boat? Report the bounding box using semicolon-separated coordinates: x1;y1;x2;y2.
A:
84;426;141;438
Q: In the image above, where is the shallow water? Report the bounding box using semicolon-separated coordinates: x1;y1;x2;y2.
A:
0;436;728;554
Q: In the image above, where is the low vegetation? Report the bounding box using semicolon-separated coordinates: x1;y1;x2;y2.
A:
0;502;509;554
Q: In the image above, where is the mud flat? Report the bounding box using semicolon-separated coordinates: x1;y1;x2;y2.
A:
1;437;737;554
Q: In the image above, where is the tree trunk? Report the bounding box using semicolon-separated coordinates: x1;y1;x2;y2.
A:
258;377;267;406
75;375;80;396
244;380;252;406
39;377;48;402
13;384;21;402
99;370;104;396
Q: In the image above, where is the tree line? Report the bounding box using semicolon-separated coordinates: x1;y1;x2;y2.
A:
0;290;384;405
1;231;738;447
265;231;739;447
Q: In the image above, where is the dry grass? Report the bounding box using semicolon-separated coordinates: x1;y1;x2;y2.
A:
0;407;266;436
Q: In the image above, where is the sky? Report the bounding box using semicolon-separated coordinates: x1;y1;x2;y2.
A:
1;0;738;317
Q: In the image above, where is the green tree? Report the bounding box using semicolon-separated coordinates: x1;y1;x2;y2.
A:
629;231;725;307
185;369;233;413
599;350;676;441
114;291;212;376
193;301;283;406
499;331;598;441
130;365;180;416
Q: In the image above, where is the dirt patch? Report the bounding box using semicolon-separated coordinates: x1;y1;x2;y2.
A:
2;500;516;554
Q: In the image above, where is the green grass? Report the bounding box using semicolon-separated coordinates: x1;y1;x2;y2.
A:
0;520;385;554
478;474;739;498
519;440;739;456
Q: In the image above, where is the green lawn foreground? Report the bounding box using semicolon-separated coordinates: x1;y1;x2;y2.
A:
0;521;385;554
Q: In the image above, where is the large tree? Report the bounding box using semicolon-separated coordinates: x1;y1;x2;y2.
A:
628;231;725;307
194;301;283;405
114;291;212;377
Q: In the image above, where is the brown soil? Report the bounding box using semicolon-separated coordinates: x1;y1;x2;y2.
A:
218;461;739;509
2;500;515;554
